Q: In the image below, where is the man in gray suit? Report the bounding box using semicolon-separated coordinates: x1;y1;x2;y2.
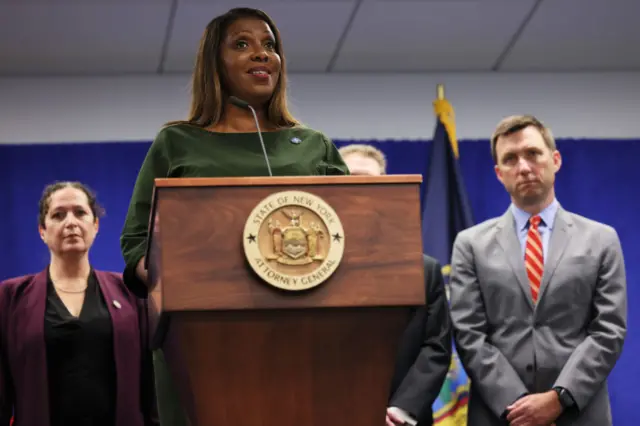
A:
448;115;627;426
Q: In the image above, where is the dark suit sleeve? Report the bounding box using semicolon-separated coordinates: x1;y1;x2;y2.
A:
389;255;453;418
0;285;14;426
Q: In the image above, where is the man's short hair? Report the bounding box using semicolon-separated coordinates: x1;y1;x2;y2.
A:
338;144;387;174
490;115;556;164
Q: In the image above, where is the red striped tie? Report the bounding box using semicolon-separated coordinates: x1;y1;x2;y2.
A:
525;215;544;303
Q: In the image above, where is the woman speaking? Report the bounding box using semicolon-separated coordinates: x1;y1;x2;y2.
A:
120;7;349;426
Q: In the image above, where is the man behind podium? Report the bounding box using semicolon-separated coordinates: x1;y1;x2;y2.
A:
448;115;627;426
339;144;452;426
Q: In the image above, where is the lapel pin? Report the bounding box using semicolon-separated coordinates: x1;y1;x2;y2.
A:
113;300;121;309
290;137;301;144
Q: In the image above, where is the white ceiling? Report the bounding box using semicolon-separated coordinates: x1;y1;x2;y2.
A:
1;0;639;76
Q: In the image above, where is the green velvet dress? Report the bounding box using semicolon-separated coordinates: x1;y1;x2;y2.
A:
120;123;349;426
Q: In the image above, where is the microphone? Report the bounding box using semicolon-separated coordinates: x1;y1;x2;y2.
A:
229;96;273;177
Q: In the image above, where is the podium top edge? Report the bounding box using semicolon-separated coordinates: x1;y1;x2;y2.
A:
154;175;423;187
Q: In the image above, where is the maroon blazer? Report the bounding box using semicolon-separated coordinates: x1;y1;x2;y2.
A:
0;269;158;426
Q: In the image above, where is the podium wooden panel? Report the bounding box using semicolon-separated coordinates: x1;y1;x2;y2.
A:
146;175;426;426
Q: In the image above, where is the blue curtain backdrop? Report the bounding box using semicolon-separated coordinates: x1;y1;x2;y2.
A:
0;138;638;424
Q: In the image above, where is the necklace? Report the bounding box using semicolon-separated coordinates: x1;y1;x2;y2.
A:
53;285;87;294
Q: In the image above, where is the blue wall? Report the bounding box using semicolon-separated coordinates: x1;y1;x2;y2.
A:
1;138;638;424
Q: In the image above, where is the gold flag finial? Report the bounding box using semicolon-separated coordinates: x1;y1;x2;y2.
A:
433;83;459;158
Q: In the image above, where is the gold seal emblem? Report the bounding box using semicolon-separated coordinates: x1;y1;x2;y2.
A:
243;190;345;291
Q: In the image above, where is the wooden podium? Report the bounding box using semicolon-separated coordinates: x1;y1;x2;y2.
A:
146;175;426;426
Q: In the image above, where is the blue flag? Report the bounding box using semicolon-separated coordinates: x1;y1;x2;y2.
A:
421;118;474;263
423;98;473;425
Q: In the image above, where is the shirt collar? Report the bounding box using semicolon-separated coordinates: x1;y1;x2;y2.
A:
511;198;559;231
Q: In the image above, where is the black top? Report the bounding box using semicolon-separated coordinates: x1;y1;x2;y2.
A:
44;270;116;426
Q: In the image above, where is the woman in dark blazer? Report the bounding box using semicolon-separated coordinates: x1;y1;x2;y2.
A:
0;182;157;426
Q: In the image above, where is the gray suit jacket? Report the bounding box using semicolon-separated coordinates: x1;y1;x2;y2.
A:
449;206;627;426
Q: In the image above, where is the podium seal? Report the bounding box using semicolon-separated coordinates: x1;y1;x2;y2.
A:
243;190;345;291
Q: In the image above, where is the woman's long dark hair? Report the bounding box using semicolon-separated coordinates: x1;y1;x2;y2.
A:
167;7;299;129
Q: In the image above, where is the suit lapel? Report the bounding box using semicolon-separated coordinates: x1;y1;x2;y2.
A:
95;271;133;426
94;270;123;373
496;210;534;310
24;270;51;424
536;208;572;304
